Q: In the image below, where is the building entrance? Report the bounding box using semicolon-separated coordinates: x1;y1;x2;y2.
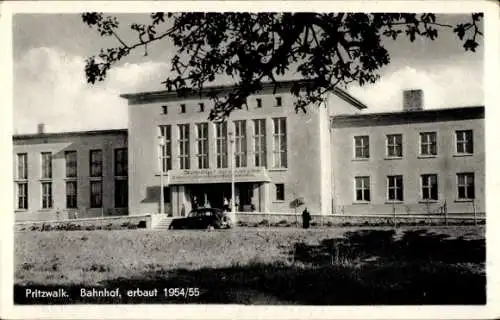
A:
187;183;258;212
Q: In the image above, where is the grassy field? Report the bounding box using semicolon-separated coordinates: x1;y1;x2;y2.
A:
14;226;485;305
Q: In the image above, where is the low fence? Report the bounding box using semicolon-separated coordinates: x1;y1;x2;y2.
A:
14;214;151;232
235;211;486;227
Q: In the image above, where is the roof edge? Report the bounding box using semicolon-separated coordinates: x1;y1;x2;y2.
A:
13;128;128;140
120;79;368;110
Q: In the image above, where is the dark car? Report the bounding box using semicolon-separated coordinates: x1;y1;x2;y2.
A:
168;208;232;230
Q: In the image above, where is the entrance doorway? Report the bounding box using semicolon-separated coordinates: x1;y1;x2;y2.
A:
186;183;258;212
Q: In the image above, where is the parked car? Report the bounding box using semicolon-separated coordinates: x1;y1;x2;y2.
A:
168;208;233;230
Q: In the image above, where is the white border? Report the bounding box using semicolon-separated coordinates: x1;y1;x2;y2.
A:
1;1;499;319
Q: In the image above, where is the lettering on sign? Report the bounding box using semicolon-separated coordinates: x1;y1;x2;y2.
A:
168;168;271;184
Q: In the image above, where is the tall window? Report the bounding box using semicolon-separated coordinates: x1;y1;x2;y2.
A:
66;181;77;209
114;148;128;176
90;180;103;208
387;175;403;201
65;151;77;178
273;118;287;168
386;134;403;158
275;183;285;201
180;104;186;113
421;174;438;200
89;149;103;177
41;152;52;179
354;136;369;159
456;130;473;154
355;176;370;201
254;119;267;167
17;153;27;179
178;124;190;169
17;183;28;210
234;120;247;167
196;123;209;169
215;122;228;168
115;179;128;208
158;125;172;172
199;103;205;112
420;132;437;156
457;173;475;200
41;182;52;209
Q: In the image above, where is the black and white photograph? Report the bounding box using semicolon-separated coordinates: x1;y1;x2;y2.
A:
1;1;499;319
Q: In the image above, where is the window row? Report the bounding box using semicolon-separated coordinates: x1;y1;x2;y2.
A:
15;179;128;210
158;118;287;171
160;96;283;115
353;173;476;202
16;149;127;179
353;130;474;159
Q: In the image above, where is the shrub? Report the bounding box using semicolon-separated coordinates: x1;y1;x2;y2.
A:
137;220;147;229
258;219;270;227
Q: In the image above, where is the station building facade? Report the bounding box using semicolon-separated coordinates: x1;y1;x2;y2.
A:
120;81;367;217
13;80;485;221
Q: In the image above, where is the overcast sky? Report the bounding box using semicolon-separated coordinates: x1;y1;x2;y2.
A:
13;13;484;134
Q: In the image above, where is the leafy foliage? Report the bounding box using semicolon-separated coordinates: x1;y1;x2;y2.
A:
82;12;483;120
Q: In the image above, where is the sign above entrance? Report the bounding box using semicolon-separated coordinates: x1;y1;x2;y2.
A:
168;167;271;185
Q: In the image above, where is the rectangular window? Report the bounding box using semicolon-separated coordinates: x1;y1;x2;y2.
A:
17;183;28;210
115;179;128;208
273;118;287;168
421;174;438;201
196;123;209;169
41;152;52;179
457;173;475;200
355;176;370;201
180;104;186;113
256;98;262;108
386;134;403;158
17;153;28;179
215;122;228;168
114;148;127;176
275;97;282;106
456;130;473;154
178;124;190;169
275;183;285;201
161;105;168;114
420;132;437;156
387;175;403;201
234;120;247;167
254;119;267;167
354;136;369;159
90;180;103;208
158;125;172;172
66;181;77;209
199;103;205;112
65;151;77;178
41;182;52;209
89;149;103;177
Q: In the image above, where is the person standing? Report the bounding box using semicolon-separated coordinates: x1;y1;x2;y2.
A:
302;207;311;229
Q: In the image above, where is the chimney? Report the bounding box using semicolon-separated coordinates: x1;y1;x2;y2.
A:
403;89;423;111
37;123;45;134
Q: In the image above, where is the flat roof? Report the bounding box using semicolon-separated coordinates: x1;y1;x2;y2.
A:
331;106;485;128
120;79;368;111
13;129;128;140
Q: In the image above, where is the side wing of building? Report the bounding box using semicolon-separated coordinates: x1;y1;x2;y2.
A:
331;106;485;216
13;130;128;221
